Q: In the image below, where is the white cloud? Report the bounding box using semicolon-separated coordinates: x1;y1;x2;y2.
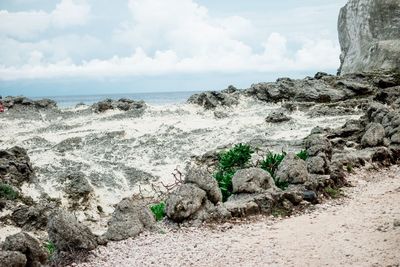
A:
0;0;90;39
0;0;341;80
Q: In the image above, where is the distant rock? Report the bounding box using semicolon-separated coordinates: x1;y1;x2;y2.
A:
265;110;291;123
92;98;146;113
104;197;155;241
187;87;240;110
2;96;57;110
338;0;400;74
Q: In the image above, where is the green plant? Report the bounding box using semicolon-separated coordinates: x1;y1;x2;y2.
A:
44;241;56;260
274;180;289;191
260;151;286;177
346;163;353;173
214;144;254;201
0;183;18;200
296;150;309;161
150;202;166;221
325;187;341;199
271;208;289;218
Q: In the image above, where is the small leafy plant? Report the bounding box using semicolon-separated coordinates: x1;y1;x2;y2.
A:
346;163;353;173
296;150;309;161
150;202;166;221
325;187;341;199
0;183;18;200
44;241;56;260
260;151;286;177
214;143;254;201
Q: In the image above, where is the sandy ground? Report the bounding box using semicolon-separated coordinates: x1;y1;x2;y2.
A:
76;165;400;267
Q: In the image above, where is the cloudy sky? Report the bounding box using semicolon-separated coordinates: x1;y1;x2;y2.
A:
0;0;347;96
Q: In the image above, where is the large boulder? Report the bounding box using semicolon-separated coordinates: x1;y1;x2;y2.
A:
361;123;385;147
0;146;34;186
2;232;47;267
104;197;155;241
338;0;400;74
0;251;27;267
275;153;309;184
165;184;206;222
47;209;98;252
232;168;276;194
185;167;222;204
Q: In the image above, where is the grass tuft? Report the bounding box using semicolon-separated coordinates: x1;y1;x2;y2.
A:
0;183;18;200
296;150;309;161
44;241;56;260
150;202;166;221
325;187;341;199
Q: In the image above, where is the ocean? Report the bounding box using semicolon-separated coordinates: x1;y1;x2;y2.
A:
32;91;201;108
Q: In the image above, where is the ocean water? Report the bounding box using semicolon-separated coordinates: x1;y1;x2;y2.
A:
32;91;201;108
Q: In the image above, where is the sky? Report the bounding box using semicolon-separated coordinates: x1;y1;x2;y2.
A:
0;0;348;96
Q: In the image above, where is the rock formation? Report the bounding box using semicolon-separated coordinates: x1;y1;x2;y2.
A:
338;0;400;74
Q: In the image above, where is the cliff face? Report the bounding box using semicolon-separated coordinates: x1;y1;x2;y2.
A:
338;0;400;74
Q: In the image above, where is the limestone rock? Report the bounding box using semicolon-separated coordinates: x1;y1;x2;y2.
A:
265;111;291;123
361;123;385;147
165;184;206;222
275;153;309;184
0;146;34;186
338;0;400;74
232;168;276;194
185;167;222;204
0;251;27;267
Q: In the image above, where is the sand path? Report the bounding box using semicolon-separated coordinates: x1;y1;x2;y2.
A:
77;166;400;267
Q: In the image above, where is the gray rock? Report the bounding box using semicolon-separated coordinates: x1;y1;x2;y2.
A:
0;146;34;186
232;168;276;194
47;209;98;252
265;111;291;123
92;98;146;113
224;192;276;217
55;137;83;153
0;251;27;267
63;172;93;202
185;167;222;204
104;197;155;241
3;96;57;110
361;123;385;147
276;153;309;184
304;134;332;158
391;132;400;144
2;232;47;267
165;184;206;222
338;0;400;74
306;155;329;175
187;91;239;109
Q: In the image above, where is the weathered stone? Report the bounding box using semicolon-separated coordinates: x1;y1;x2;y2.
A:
165;184;206;222
232;168;276;194
104;197;155;241
2;232;47;267
187;91;239;109
0;146;34;186
63;172;93;202
185;167;222;204
276;153;309;184
92;98;146;113
306;155;329;175
47;209;98;252
265;111;291;123
338;0;400;74
0;251;27;267
361;123;385;147
304;134;332;158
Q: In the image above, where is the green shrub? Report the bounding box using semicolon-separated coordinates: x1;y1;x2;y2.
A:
150;202;166;221
214;144;254;201
296;150;309;161
346;163;353;173
325;187;341;199
260;151;286;177
44;241;56;260
0;184;18;200
274;180;289;191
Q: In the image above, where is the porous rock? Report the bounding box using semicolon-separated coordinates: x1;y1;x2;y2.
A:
275;153;309;184
185;167;222;204
232;168;276;194
361;123;385;147
0;251;27;267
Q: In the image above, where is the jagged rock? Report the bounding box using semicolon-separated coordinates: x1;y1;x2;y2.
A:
265;111;291;123
2;232;47;267
104;197;155;241
338;0;400;74
391;132;400;144
213;111;228;119
47;209;98;252
306;155;329;175
371;147;394;166
92;98;146;113
304;134;332;158
55;137;83;153
185;167;222;204
62;172;93;203
275;153;309;184
361;123;385;147
232;168;276;194
187;200;231;225
0;251;27;267
3;96;57;110
0;146;34;186
11;197;60;231
165;184;206;222
187;91;239;110
224;192;276;217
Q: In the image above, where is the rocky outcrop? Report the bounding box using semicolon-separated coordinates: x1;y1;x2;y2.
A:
0;146;34;186
1;232;47;267
0;251;27;267
265;111;291;123
338;0;400;74
187;89;239;110
2;96;57;110
275;153;309;184
232;168;276;194
47;209;99;252
185;167;222;204
92;98;146;113
104;197;155;241
361;123;385;147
